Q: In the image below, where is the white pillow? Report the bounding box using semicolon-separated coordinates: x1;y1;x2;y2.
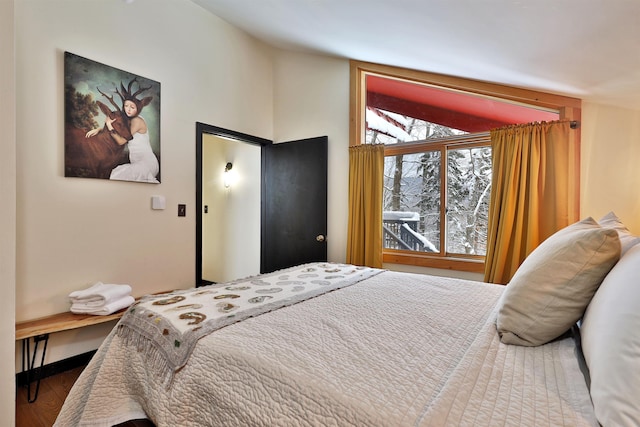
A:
598;211;640;256
581;243;640;426
496;217;620;346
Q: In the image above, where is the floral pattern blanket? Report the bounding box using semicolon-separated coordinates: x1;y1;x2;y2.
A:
117;262;382;381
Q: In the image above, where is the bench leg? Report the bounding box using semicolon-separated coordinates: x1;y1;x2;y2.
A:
21;333;50;403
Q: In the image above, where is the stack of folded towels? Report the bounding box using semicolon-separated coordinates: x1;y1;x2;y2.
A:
69;282;135;315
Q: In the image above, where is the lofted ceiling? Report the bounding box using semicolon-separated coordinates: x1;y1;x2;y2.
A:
191;0;640;111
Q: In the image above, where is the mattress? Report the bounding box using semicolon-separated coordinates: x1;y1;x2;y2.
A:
54;267;597;426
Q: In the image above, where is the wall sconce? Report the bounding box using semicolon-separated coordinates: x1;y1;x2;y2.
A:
224;162;233;188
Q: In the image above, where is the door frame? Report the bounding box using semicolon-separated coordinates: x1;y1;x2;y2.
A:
195;122;271;285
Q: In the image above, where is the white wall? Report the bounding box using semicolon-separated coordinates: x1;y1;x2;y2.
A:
272;50;351;263
14;0;273;368
581;101;640;231
202;134;261;283
1;0;16;423
202;135;228;282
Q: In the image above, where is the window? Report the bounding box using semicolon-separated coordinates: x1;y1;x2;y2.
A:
351;61;581;272
383;142;493;255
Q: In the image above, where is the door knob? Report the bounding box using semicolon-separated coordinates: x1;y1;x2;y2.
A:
316;234;326;242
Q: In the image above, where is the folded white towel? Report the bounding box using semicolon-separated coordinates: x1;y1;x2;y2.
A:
70;295;135;316
69;282;132;307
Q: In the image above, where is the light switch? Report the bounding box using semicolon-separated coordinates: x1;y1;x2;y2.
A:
151;195;166;210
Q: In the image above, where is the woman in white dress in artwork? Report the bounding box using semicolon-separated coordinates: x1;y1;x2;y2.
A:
109;98;159;183
87;78;159;183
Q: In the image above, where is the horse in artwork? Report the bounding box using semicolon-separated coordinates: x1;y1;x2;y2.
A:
64;99;132;179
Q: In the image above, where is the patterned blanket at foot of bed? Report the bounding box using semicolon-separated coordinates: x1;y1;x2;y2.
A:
117;262;383;381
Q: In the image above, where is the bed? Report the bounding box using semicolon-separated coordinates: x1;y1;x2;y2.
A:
54;213;640;427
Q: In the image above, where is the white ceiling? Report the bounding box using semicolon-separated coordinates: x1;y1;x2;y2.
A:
191;0;640;110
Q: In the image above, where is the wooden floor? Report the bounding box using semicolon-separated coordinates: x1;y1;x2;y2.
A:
16;365;154;427
16;365;84;427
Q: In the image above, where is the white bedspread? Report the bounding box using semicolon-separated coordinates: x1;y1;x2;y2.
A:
55;270;597;427
116;263;382;381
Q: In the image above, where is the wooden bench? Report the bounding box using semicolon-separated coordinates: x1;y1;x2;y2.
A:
16;309;127;403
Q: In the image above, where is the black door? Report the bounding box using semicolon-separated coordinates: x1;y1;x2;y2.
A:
261;136;328;273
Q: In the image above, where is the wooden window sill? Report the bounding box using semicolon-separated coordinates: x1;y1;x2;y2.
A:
383;251;485;273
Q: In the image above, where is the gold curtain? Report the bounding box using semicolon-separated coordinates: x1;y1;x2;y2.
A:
346;144;384;268
484;120;579;284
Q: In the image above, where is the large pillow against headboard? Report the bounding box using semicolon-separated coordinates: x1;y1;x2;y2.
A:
598;211;640;255
496;217;620;346
581;243;640;427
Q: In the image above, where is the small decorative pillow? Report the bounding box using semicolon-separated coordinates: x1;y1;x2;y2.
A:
581;243;640;426
598;211;640;256
496;217;620;346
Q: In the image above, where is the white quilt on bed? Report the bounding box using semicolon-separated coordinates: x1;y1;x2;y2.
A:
55;270;598;427
116;263;383;381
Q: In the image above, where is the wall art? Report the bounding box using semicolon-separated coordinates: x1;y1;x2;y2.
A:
64;51;161;183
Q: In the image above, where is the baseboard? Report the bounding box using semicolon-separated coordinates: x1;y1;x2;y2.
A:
16;350;96;387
